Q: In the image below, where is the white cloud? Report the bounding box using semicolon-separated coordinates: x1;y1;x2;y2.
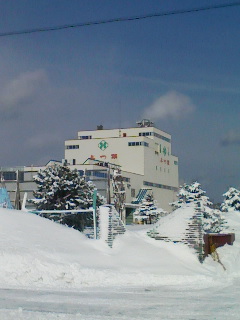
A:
221;131;240;146
142;91;195;120
0;70;47;119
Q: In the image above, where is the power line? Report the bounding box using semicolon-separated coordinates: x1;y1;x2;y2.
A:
0;2;240;38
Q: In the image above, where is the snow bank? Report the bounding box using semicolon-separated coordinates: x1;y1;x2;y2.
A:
204;210;240;278
0;207;239;290
149;204;195;239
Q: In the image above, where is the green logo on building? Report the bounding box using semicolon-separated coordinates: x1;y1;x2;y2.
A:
98;140;108;151
163;146;167;156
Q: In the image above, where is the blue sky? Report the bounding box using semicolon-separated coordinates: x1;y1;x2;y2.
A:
0;0;239;203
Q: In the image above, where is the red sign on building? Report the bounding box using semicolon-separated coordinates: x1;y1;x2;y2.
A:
111;154;118;159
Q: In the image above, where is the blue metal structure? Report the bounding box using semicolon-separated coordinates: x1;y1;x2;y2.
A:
0;188;13;209
131;188;150;204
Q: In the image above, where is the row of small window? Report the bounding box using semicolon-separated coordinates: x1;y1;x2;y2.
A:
1;171;24;182
86;170;107;178
86;170;130;182
156;167;170;173
62;169;108;180
66;145;79;150
143;181;178;191
139;132;171;143
128;142;149;147
79;135;92;140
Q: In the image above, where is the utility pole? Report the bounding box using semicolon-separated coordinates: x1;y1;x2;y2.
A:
106;166;111;204
92;188;98;239
15;170;21;210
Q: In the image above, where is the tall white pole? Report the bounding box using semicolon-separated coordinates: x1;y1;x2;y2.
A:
93;188;97;239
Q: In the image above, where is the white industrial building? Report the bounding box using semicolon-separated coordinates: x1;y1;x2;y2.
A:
1;120;179;222
64;120;179;213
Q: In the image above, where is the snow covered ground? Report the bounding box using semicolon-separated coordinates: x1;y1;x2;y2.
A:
0;207;240;319
1;283;240;320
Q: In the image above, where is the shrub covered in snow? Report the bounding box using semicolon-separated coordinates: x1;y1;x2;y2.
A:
221;187;240;212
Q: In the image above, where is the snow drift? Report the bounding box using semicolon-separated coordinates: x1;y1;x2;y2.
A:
0;207;239;290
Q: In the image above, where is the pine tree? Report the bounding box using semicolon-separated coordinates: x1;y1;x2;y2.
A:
203;208;227;233
134;193;165;224
30;163;105;231
31;164;83;210
172;181;212;209
221;187;240;212
172;181;226;233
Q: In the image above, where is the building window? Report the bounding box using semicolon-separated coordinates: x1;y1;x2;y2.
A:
72;159;76;165
153;132;171;143
66;145;79;150
128;142;149;147
123;133;127;137
139;131;170;142
86;170;107;178
143;181;178;191
174;161;178;165
139;132;153;137
131;188;135;197
2;171;24;182
79;135;92;140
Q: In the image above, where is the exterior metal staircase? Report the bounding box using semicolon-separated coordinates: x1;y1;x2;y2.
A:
99;205;126;248
131;188;149;204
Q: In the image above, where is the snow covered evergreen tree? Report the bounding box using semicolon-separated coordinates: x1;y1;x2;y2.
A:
31;164;82;210
30;163;105;231
172;181;226;233
134;193;166;224
31;163;104;210
203;208;227;233
172;181;212;209
221;187;240;212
